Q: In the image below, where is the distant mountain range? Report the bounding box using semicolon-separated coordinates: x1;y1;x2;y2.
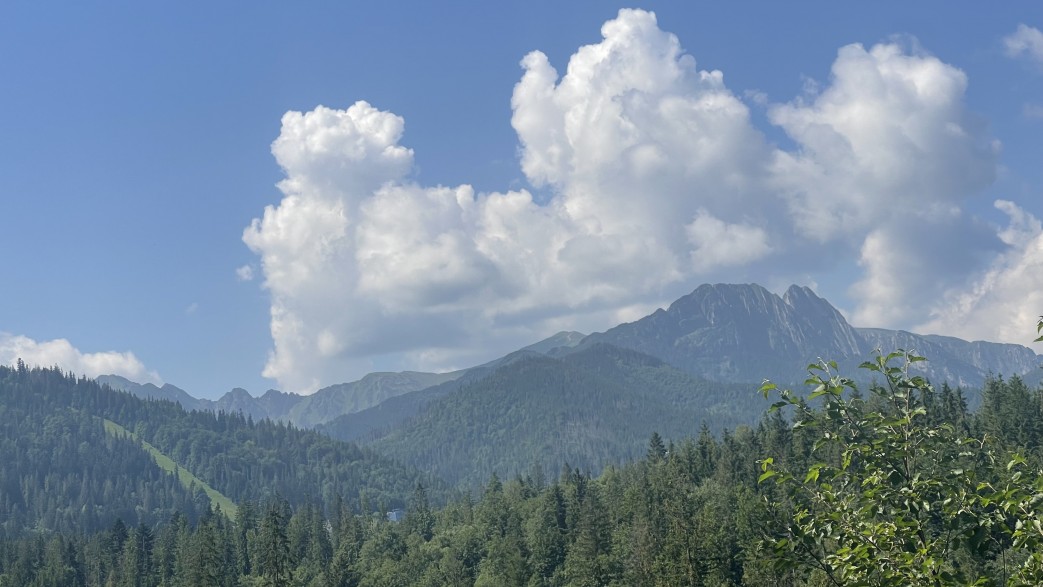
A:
97;370;461;428
99;283;1041;486
102;283;1041;428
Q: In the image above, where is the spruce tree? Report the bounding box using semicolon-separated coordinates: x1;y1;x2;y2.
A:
259;498;291;587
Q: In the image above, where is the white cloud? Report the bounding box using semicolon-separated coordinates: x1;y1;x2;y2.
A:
0;333;161;384
244;9;1014;393
236;264;254;281
848;214;1001;328
769;41;999;327
770;42;995;239
1004;24;1043;65
919;201;1043;346
686;210;771;272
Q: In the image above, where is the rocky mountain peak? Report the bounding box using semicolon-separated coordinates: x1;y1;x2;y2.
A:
582;283;1039;385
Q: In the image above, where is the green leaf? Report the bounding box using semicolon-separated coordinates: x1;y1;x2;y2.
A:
759;380;777;398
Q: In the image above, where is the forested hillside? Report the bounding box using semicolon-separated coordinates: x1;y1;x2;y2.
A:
0;366;209;537
367;344;753;487
4;354;1043;585
0;364;440;538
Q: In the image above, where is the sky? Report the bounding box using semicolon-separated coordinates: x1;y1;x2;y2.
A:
1;2;1042;398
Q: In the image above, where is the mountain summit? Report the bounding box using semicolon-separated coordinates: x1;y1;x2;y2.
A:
582;283;1040;386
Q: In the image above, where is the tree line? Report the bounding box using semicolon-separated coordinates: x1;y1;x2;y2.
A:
4;350;1043;585
0;364;443;541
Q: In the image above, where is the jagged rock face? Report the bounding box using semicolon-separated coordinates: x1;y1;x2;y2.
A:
583;283;860;382
858;330;1042;388
583;283;1041;386
780;285;864;357
257;389;303;419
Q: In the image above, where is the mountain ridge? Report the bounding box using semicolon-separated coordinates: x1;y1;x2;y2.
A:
101;283;1041;430
581;283;1040;387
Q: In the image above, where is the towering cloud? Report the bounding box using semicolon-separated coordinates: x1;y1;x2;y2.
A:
769;42;999;326
245;9;1024;393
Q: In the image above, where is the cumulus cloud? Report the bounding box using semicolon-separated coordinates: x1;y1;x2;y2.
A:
768;41;999;327
0;333;161;383
244;9;1012;393
919;201;1043;346
236;265;254;281
686;210;771;272
1004;24;1043;65
770;42;995;240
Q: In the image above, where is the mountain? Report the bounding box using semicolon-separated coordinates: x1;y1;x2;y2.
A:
96;375;208;411
520;330;586;354
582;283;1041;387
98;375;306;422
859;329;1041;387
366;343;752;487
286;370;462;428
101;282;1040;478
255;387;303;417
315;357;512;443
315;333;594;443
98;370;456;429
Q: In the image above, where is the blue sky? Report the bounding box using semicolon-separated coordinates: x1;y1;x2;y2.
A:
1;2;1041;398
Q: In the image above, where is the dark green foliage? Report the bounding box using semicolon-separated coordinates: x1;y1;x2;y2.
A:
0;364;443;538
4;342;1043;585
759;352;1043;585
0;368;203;536
646;432;666;463
259;498;291;587
369;344;753;487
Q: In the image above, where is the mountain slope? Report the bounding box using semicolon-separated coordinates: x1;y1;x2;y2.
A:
102;418;237;519
286;370;461;428
315;357;512;443
314;332;597;442
367;343;752;487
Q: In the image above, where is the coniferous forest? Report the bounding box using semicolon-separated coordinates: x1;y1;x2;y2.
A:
5;344;1043;585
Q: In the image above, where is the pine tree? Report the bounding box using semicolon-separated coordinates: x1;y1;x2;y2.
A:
234;499;255;576
259;498;291;587
647;432;667;463
405;482;434;541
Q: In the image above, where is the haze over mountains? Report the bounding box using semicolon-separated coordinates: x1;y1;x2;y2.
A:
104;284;1041;420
